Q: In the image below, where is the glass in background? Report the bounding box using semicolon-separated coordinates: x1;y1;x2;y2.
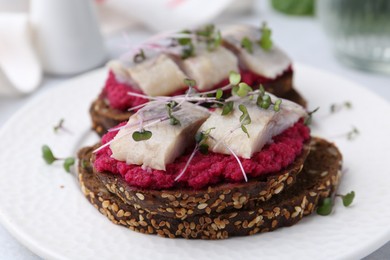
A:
317;0;390;74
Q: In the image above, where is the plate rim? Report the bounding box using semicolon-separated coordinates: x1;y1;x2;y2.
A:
0;63;389;260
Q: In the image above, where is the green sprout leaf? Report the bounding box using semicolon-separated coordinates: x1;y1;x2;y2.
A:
229;71;241;86
216;89;223;99
330;101;352;113
236;82;253;97
42;145;56;165
169;117;180;126
241;125;250;138
181;42;195;59
342;191;355;207
214;30;222;47
241;37;253;53
239;104;251;138
199;144;209;155
197;24;215;37
274;99;282;112
195;132;204;143
133;49;146;63
259;84;265;96
63;157;75;173
259;23;273;51
207;30;222;51
204;127;215;136
166;101;181;126
221;101;234;115
53;118;64;133
259;94;271;109
132;130;152;141
347;126;359;140
184;78;196;88
304;107;320;126
178;37;191;45
316;197;333;216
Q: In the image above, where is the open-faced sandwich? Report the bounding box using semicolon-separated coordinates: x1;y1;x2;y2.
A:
90;24;307;136
78;75;342;239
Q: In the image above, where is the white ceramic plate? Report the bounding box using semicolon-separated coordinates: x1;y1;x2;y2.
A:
0;64;389;260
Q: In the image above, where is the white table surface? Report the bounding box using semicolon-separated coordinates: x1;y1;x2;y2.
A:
0;2;389;259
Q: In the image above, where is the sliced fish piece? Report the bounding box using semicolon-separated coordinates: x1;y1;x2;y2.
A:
199;94;306;158
222;24;291;79
182;46;239;91
127;54;188;96
110;102;210;171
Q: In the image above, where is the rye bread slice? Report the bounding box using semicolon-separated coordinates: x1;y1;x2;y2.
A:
90;82;306;137
93;140;310;218
77;137;342;239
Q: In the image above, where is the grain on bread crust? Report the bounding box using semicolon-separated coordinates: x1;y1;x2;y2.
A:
93;140;310;218
77;137;342;239
90;77;306;137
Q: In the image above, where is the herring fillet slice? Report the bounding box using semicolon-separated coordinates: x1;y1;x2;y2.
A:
122;53;187;96
110;102;210;171
182;46;239;91
222;25;291;79
199;94;307;158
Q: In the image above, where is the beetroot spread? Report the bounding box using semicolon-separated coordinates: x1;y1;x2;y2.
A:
102;67;292;112
102;71;147;111
94;120;309;190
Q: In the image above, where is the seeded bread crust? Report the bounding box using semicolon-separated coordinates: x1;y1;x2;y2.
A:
90;83;306;137
93;140;310;218
77;137;342;239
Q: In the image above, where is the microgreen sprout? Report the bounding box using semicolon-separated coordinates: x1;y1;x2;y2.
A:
53;118;72;134
274;99;282;112
330;101;352;114
41;145;75;173
347;126;359;140
229;71;241;86
133;49;146;63
304;107;320;126
195;24;222;51
316;197;333;216
317;190;355;216
258;94;271;109
207;30;222;51
175;127;215;181
235;83;253;97
337;191;355;207
254;85;281;111
241;37;253;53
221;101;234;115
53;118;64;133
184;78;196;88
63;158;75;173
216;89;223;99
239;104;251;138
132;129;152;141
42;145;56;164
259;22;273;51
166;101;181;126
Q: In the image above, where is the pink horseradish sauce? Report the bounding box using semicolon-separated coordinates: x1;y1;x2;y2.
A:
94;120;309;190
101;67;293;111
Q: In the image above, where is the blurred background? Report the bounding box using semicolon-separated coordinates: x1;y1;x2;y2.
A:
0;0;389;259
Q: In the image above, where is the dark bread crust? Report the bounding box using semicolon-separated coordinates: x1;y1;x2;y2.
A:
77;137;342;239
94;140;311;218
90;97;132;136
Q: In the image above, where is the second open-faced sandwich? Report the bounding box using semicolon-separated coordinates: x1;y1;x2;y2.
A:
90;23;307;136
